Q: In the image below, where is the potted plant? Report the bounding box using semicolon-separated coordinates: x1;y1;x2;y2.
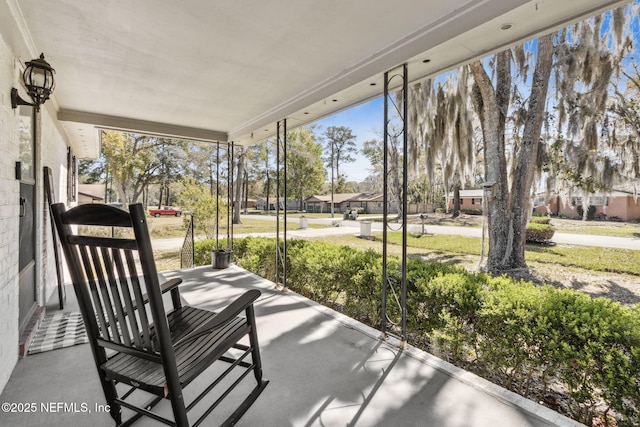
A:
212;248;232;269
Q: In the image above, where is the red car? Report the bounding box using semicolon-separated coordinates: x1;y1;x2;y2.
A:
149;206;182;217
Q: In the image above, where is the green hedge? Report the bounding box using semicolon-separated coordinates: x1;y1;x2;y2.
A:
530;216;551;225
460;208;483;215
526;222;555;243
194;237;640;425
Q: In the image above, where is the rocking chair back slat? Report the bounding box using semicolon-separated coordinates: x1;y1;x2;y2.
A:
78;244;112;341
92;246;122;344
112;249;142;348
124;249;153;349
102;247;130;347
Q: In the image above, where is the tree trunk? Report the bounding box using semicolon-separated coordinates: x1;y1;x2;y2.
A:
233;149;245;224
265;176;270;213
508;34;555;268
471;36;554;273
243;170;249;214
443;171;450;214
470;52;511;273
452;182;461;218
112;173;129;204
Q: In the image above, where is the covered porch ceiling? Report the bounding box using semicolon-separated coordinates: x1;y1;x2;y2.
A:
1;0;628;159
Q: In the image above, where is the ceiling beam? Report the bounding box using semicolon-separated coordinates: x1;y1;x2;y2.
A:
58;109;228;143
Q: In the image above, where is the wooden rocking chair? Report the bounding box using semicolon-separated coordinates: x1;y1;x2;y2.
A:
51;202;268;427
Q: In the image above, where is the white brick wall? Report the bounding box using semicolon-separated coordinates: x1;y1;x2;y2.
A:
0;33;72;393
0;31;21;393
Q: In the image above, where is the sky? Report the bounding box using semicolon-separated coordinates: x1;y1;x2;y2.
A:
313;97;383;182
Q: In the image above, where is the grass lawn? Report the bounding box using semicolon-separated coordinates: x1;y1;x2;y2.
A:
248;211;382;220
549;217;640;238
220;218;326;234
147;215;327;239
155;249;181;271
155;227;640;277
152;214;640;283
379;232;640;276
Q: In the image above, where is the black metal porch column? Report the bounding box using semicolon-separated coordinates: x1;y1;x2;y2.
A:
226;142;231;246
276;119;288;289
229;141;234;254
381;63;408;345
282;119;288;290
276;126;280;287
215;141;220;250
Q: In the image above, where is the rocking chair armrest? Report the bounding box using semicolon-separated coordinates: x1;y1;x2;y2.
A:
160;278;183;294
140;278;183;305
173;289;261;348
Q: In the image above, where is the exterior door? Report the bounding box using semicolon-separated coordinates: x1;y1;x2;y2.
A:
18;106;37;333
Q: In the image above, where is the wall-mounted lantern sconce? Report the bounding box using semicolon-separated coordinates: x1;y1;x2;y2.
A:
11;53;55;111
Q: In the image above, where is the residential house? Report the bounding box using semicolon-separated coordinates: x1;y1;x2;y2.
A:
305;193;361;213
77;183;105;204
306;193;398;214
239;198;257;210
447;189;485;213
449;189;640;221
534;191;640;221
256;198;284;211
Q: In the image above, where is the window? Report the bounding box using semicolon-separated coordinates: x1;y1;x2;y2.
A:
589;196;606;206
471;198;483;205
17;108;35;182
571;197;582;206
533;196;546;207
67;147;77;203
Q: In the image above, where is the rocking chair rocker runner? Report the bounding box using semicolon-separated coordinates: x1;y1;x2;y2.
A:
51;202;268;426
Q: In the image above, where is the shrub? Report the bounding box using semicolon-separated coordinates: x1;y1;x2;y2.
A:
542;291;640;424
525;222;555;243
577;205;597;220
529;216;551;225
412;271;485;363
342;249;383;325
460;208;483;215
287;240;350;304
477;279;562;397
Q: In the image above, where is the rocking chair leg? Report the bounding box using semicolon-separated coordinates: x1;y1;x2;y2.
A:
99;376;122;425
246;306;265;385
222;379;269;427
168;389;190;427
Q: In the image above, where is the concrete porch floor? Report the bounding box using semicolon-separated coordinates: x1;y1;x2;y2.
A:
1;265;583;427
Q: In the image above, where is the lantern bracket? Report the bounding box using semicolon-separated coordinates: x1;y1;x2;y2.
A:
11;88;36;109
